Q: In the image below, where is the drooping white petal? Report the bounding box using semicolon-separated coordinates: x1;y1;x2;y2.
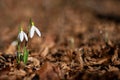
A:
20;31;24;42
23;32;28;41
18;33;20;40
30;26;35;38
34;26;41;37
18;31;28;42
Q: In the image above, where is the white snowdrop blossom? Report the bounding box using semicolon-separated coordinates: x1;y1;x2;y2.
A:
18;28;28;42
29;22;41;38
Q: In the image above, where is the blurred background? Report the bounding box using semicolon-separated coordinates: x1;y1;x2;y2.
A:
0;0;120;49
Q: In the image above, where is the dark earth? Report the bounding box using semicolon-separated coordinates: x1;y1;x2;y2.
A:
0;0;120;80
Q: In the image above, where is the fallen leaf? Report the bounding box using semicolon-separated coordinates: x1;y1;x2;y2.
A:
36;62;61;80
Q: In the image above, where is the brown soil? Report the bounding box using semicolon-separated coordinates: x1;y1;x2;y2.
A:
0;0;120;80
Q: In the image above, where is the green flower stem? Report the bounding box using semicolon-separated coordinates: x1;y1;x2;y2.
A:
17;41;21;63
23;46;29;64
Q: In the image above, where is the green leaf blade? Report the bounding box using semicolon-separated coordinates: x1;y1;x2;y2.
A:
23;47;29;64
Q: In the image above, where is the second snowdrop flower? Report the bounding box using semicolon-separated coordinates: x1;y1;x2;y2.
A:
29;22;41;38
18;27;28;42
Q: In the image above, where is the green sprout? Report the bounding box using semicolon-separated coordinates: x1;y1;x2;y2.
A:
16;19;41;64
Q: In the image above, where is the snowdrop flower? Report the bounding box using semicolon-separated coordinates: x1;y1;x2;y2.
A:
29;22;41;38
18;27;28;42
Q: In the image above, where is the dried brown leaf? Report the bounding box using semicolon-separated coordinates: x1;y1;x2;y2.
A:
40;47;49;58
36;62;61;80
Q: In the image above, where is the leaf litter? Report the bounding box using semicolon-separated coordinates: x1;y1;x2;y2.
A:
0;0;120;80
